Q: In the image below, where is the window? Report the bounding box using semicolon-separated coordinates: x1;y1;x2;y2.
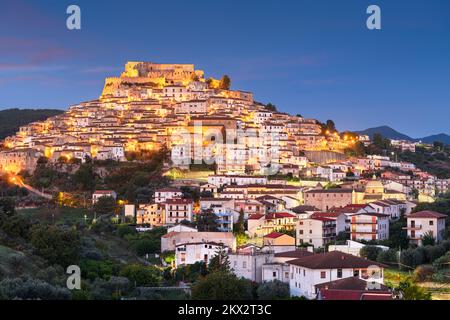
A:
354;269;360;277
320;271;326;279
299;230;303;235
273;272;277;277
337;269;343;278
243;261;247;268
429;220;434;226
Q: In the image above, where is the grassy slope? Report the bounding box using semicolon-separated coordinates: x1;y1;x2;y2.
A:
385;268;450;300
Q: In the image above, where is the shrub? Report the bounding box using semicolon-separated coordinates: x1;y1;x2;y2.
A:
0;277;71;300
413;265;434;282
191;272;254;300
256;280;290;300
377;249;398;265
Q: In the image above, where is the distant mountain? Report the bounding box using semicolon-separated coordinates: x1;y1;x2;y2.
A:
418;133;450;145
0;108;64;139
355;126;413;141
355;125;450;145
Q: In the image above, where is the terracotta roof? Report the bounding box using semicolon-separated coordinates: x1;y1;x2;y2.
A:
407;210;447;219
93;190;115;194
165;198;193;205
263;232;286;239
265;212;296;219
162;231;177;238
248;214;265;220
286;251;387;269
310;212;343;219
316;277;389;291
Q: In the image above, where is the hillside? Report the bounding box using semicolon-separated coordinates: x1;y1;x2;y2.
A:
356;126;450;145
0;108;64;139
419;134;450;145
355;126;413;141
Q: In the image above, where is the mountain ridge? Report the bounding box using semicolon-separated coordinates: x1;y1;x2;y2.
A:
355;126;450;145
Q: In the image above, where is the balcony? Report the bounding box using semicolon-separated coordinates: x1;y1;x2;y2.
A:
403;225;422;230
352;220;376;224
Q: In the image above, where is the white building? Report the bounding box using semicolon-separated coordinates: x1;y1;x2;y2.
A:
92;190;117;204
154;188;183;203
404;211;447;245
296;216;336;248
350;213;390;242
207;175;267;187
175;242;226;267
164;198;194;225
229;246;274;283
288;251;386;299
328;240;389;257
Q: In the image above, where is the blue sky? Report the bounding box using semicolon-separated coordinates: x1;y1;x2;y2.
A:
0;0;449;137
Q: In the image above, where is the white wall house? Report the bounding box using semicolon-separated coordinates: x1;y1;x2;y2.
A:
350;213;390;242
296;217;336;248
288;251;386;299
92;190;117;204
164;198;193;225
405;211;447;245
229;247;274;283
155;188;183;203
175;242;226;267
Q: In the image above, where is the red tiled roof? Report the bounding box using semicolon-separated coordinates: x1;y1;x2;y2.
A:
263;232;285;239
165;198;193;205
265;212;296;219
93;190;115;194
407;210;447;219
248;214;265;220
162;231;177;238
310;212;342;219
286;251;387;269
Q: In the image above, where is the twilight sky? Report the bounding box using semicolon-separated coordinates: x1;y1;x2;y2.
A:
0;0;449;137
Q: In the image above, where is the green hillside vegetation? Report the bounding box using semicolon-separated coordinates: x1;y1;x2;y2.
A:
0;108;64;139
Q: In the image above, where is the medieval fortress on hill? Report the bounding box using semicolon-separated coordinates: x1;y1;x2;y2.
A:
0;61;353;175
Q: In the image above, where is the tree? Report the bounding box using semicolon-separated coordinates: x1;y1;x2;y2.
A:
413;265;434;282
208;246;230;273
0;277;71;300
377;249;398;265
421;231;435;246
433;141;444;152
196;208;219;232
219;75;231;90
0;197;16;218
233;209;245;235
397;278;431;300
360;245;382;261
191;272;254;300
119;264;161;287
265;103;277;112
30;224;81;268
74;163;96;191
325;120;336;133
93;196;119;216
256;280;289;300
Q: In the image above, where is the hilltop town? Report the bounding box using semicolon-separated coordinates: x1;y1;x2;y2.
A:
0;62;449;300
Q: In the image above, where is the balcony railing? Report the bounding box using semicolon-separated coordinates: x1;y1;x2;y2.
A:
352;220;376;224
403;225;422;230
